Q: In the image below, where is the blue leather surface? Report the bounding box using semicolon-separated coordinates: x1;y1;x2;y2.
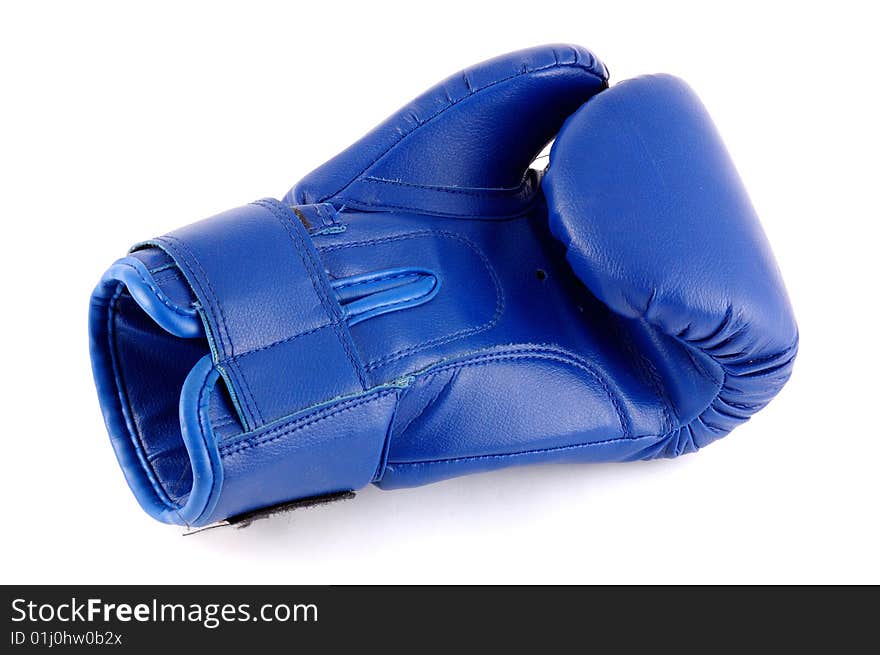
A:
286;44;607;218
543;74;798;455
89;45;797;526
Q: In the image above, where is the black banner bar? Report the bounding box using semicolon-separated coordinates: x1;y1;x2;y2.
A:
1;586;875;650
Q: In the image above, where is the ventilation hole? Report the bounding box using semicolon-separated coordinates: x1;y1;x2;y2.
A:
535;269;548;281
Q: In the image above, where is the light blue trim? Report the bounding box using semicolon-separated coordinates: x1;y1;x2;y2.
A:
90;260;221;526
103;256;204;339
138;241;252;434
331;267;440;326
90;276;180;522
177;354;225;526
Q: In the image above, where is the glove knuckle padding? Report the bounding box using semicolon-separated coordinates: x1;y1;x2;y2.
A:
543;74;798;455
89;47;797;526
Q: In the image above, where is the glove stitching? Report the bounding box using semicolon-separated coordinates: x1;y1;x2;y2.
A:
115;261;195;318
361;175;533;198
219;389;398;458
150;270;184;285
157;235;234;357
222;323;334;361
332;272;412;291
319;230;504;371
228;358;265;427
344;288;436;318
210;417;239;429
156;235;262;427
412;346;629;438
388;434;655;469
256;199;368;390
319;58;606;203
219;344;630;460
333;196;538;220
146;261;178;276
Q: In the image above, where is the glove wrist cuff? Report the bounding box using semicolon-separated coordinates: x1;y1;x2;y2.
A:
89;199;397;527
149;198;367;430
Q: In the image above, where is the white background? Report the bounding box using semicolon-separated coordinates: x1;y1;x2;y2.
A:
1;1;877;584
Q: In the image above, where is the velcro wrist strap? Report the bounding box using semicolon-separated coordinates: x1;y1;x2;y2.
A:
149;198;367;431
92;198;395;526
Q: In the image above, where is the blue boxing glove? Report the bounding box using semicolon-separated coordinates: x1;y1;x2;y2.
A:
89;45;797;527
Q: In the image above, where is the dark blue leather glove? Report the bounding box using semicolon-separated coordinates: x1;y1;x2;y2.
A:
89;45;797;527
